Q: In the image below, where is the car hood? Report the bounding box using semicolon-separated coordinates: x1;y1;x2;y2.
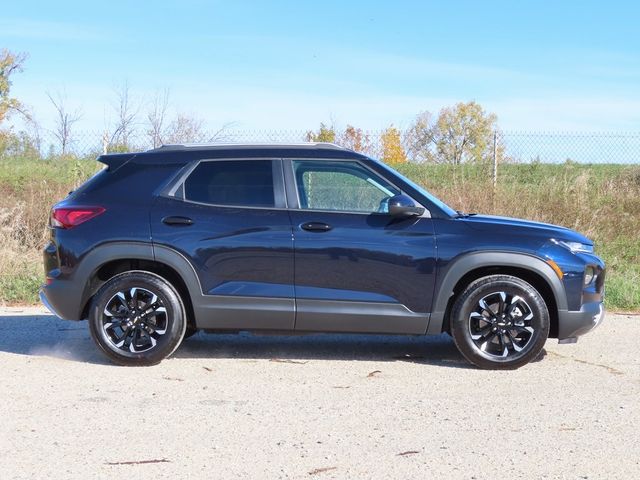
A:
461;214;592;244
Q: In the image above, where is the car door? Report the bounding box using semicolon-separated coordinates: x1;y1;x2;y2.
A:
285;159;436;334
150;158;295;330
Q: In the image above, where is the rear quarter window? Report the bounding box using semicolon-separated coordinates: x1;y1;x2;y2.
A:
67;165;109;198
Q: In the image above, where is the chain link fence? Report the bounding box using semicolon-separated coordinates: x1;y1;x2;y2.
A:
497;131;640;164
4;129;639;174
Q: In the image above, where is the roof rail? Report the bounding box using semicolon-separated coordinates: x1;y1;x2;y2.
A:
147;142;347;152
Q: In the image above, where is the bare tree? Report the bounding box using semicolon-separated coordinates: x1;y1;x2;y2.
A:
108;81;139;150
147;91;236;146
207;121;236;142
25;113;43;155
164;113;206;144
146;88;170;148
161;115;237;145
46;91;82;155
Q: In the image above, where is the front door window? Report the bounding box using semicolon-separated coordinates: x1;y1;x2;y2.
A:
292;160;400;213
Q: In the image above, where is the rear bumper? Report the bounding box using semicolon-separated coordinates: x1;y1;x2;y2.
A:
557;301;605;341
39;288;57;316
39;284;84;320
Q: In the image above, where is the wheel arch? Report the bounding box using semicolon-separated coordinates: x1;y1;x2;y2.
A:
74;242;203;328
427;251;565;338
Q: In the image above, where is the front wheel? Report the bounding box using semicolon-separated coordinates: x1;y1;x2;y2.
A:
88;271;187;366
450;275;550;369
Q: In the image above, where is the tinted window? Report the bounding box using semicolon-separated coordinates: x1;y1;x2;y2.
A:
293;160;400;213
184;160;275;207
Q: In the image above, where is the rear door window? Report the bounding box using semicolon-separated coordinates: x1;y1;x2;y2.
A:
184;160;275;207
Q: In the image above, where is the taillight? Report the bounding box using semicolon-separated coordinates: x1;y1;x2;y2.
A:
51;206;106;229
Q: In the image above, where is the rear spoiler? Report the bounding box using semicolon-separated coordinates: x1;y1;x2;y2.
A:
97;153;137;171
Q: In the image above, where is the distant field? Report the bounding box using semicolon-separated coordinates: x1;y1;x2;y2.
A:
0;156;638;310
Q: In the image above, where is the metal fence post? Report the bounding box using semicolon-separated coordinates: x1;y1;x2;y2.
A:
492;130;498;190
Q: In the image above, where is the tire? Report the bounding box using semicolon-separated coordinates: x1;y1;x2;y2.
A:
450;275;550;370
88;271;187;366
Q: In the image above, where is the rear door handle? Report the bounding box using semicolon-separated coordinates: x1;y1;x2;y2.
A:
300;221;332;232
162;216;194;226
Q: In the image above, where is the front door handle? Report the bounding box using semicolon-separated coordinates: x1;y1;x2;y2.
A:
162;216;194;226
300;221;332;232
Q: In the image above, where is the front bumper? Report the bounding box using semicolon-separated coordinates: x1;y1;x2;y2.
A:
557;301;605;342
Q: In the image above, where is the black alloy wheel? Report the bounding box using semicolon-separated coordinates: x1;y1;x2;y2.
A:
450;275;550;369
89;271;186;366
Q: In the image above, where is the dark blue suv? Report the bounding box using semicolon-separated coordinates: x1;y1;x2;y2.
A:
40;143;605;368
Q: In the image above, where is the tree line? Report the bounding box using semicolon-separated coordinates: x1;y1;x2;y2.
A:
305;99;501;165
1;48;502;164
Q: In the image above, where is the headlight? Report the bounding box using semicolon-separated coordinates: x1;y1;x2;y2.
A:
553;239;594;254
584;266;596;285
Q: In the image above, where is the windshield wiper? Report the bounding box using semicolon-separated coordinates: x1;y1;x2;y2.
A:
454;210;477;218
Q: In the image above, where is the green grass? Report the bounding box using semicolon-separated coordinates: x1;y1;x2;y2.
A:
0;155;99;189
597;239;640;311
0;270;41;304
0;156;638;311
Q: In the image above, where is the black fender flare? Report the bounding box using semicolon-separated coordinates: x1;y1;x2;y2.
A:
426;251;567;334
152;244;204;299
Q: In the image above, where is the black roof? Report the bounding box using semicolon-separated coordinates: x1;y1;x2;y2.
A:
98;143;370;169
138;142;369;163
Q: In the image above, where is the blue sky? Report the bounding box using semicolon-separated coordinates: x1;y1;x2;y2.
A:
2;0;640;133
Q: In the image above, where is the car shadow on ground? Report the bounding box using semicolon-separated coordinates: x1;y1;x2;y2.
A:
0;313;108;364
0;312;545;368
176;331;472;369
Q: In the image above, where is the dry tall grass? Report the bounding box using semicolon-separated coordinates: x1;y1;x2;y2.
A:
423;165;640;241
0;158;98;303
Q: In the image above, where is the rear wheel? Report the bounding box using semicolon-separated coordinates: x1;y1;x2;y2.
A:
88;271;187;366
450;275;550;369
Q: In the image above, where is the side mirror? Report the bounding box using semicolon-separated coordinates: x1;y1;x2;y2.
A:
387;194;425;218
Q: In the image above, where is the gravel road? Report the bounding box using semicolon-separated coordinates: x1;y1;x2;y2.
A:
0;307;638;479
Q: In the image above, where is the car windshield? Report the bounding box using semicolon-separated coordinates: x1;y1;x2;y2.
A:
373;159;458;217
